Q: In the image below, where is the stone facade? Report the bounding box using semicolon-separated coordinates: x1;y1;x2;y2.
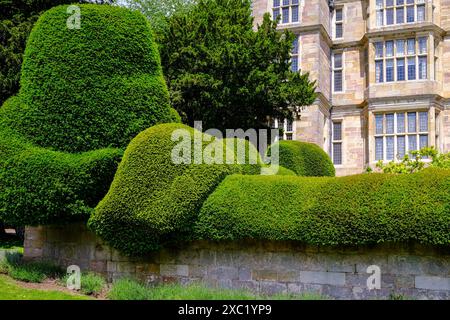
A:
253;0;450;176
23;224;450;300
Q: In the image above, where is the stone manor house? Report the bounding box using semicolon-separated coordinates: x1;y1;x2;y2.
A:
252;0;450;175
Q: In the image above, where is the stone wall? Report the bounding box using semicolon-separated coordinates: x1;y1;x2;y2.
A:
332;48;365;106
335;0;366;43
24;224;450;300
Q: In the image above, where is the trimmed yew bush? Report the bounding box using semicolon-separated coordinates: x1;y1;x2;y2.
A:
0;123;122;225
269;140;335;177
0;5;177;226
1;4;177;153
196;168;450;246
88;123;262;255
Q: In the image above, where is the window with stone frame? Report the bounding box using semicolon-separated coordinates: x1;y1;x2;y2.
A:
376;0;426;27
374;111;429;161
270;118;294;141
334;8;343;39
333;52;343;92
291;36;300;72
374;36;428;83
332;121;342;165
272;0;300;24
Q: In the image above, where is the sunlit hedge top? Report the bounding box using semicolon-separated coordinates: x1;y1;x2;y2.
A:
88;123;263;255
269;140;335;177
0;4;176;153
196;168;450;246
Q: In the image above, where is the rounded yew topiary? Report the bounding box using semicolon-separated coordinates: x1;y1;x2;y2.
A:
88;123;262;255
268;140;335;177
0;5;178;226
1;4;177;153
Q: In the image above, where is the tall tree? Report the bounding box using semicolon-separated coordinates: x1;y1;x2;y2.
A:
122;0;196;35
158;0;316;132
0;0;113;105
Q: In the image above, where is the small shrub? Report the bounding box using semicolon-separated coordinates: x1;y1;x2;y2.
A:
60;272;106;296
268;140;335;177
145;283;258;300
377;147;450;174
80;273;106;296
8;265;47;283
0;251;23;273
0;261;9;274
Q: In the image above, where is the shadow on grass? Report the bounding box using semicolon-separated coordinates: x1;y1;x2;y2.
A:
0;251;63;283
0;234;23;251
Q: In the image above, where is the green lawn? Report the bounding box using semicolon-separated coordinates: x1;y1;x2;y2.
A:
0;275;90;300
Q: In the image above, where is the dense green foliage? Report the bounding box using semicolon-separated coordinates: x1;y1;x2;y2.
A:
0;122;122;225
269;140;335;177
89;123;262;255
0;0;80;105
0;5;176;226
158;0;316;132
376;147;450;173
275;166;297;176
1;4;176;153
196;168;450;246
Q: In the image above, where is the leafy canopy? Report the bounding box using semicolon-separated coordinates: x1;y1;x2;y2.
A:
158;0;316;132
123;0;197;35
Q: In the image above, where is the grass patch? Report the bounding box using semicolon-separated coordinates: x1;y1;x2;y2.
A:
108;278;150;300
108;279;328;300
0;275;89;300
0;252;63;283
80;273;106;296
60;272;106;296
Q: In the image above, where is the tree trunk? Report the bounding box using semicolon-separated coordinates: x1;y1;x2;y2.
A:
0;221;5;238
